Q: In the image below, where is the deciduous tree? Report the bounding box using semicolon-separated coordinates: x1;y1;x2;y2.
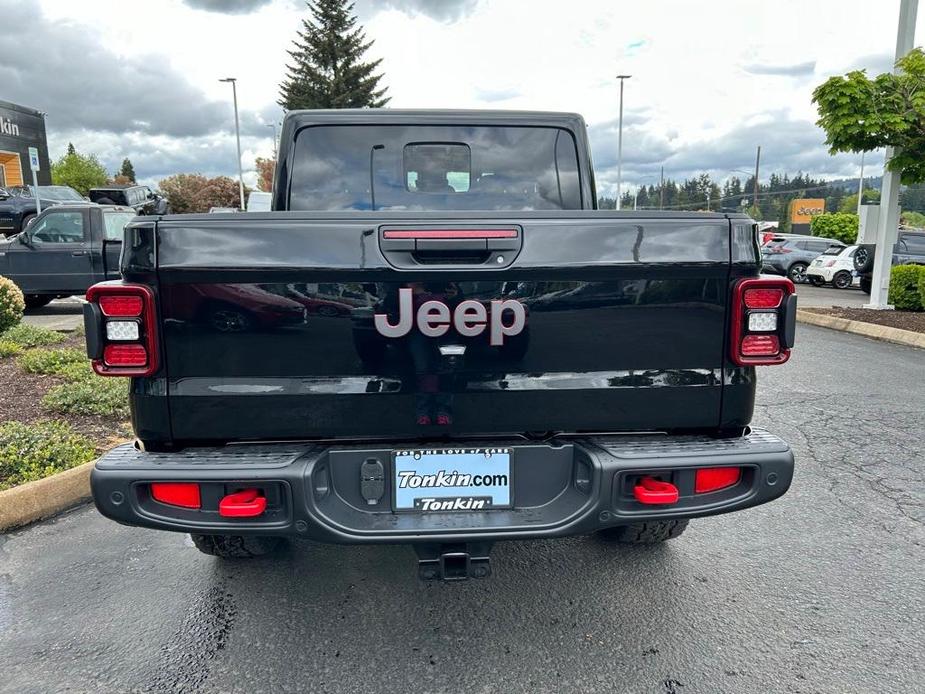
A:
158;174;249;213
50;146;108;196
813;48;925;184
255;157;275;192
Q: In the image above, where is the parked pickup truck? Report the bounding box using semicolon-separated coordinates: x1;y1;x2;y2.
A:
86;110;797;581
0;203;135;309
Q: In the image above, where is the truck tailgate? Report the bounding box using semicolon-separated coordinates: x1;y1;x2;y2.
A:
152;212;750;442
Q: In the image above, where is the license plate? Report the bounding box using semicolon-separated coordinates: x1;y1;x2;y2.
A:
393;448;511;512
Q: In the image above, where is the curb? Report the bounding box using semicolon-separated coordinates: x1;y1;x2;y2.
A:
796;309;925;349
0;461;94;532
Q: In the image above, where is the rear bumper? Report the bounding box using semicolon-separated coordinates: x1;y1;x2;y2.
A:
91;430;794;544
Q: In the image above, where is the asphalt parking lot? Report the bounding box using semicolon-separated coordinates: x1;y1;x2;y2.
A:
2;323;922;694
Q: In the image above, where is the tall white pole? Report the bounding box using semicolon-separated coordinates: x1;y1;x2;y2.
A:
856;151;865;217
616;75;631;210
220;77;246;210
866;0;917;309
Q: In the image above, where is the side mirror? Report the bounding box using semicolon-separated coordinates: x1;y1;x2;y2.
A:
18;231;34;248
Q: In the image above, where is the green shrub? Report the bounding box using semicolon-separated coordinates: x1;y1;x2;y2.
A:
0;339;23;358
17;348;86;376
810;212;859;245
0;276;25;333
919;269;925;309
0;323;67;348
0;420;96;491
42;378;129;418
889;265;925;311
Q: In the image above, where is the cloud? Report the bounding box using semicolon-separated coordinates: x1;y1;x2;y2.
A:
844;52;895;74
0;2;242;139
473;87;521;102
589;111;870;196
182;0;273;12
742;60;816;76
357;0;479;22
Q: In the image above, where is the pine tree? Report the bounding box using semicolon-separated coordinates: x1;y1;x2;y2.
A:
66;142;76;156
119;158;136;183
278;0;389;110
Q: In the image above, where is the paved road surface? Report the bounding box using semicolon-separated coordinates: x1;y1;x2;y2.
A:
1;325;922;693
20;296;83;331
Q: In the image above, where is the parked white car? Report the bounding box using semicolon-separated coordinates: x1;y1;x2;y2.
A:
247;191;271;212
807;245;858;289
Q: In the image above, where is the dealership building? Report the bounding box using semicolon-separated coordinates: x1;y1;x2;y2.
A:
0;99;51;188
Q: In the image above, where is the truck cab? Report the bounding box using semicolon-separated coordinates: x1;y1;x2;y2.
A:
0;204;135;309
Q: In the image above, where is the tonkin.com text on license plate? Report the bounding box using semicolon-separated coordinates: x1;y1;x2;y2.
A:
393;448;511;512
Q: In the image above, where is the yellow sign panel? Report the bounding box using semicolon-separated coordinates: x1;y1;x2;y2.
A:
791;198;825;224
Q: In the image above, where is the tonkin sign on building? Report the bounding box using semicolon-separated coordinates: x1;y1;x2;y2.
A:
0;100;51;188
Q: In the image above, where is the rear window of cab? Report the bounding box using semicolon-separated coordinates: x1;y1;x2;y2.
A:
288;125;582;211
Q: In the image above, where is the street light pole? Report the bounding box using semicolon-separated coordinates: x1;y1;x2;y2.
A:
615;75;631;210
219;77;246;210
753;145;761;211
867;0;917;309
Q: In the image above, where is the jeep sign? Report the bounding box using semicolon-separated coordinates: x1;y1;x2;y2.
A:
374;287;526;345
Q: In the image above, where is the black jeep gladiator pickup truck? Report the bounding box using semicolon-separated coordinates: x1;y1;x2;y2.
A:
86;110;796;581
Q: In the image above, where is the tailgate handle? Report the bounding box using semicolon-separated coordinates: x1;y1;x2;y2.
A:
379;226;522;269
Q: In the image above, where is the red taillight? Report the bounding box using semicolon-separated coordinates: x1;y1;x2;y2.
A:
151;482;201;509
695;467;741;493
743;288;783;309
99;295;143;317
103;343;147;367
86;283;158;377
740;334;780;356
731;277;794;366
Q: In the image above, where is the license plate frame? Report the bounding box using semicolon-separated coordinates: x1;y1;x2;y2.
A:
392;447;512;513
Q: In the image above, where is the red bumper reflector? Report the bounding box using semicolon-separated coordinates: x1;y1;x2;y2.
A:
99;294;144;317
219;489;267;518
103;343;148;367
695;467;741;493
740;334;780;356
633;476;679;505
151;482;201;509
743;288;783;309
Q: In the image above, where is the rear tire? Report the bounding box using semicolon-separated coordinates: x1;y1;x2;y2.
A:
20;213;36;231
190;533;284;558
833;271;853;289
24;294;53;310
596;519;689;544
787;262;809;284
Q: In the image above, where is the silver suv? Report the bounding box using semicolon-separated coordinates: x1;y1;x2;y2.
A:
761;235;845;283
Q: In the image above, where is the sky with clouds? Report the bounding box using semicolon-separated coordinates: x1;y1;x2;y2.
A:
0;0;921;195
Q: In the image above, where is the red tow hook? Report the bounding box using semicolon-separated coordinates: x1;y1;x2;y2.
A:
633;476;679;505
219;488;267;518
